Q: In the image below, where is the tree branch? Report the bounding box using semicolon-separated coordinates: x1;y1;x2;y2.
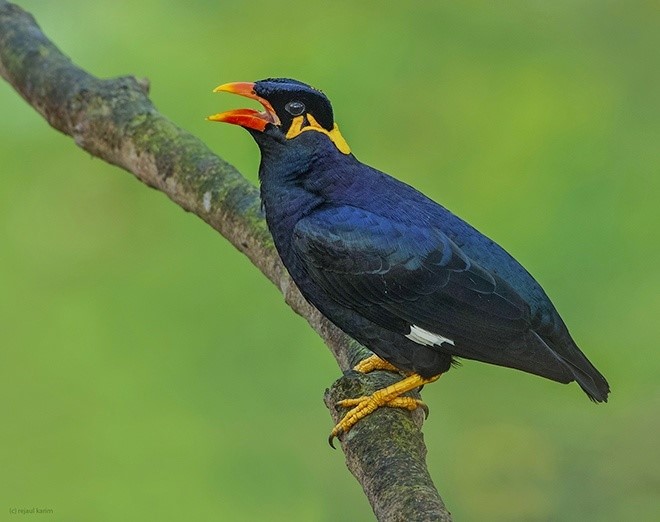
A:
0;2;451;520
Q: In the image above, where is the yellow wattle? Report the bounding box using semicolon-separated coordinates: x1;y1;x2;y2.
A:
285;114;351;155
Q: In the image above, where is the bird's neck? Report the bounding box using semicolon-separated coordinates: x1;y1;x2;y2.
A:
256;147;315;256
258;154;320;228
256;135;355;260
257;131;350;193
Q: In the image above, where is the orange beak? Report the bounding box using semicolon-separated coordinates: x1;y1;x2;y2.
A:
208;82;280;131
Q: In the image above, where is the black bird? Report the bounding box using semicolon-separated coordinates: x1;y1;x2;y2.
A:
209;78;609;443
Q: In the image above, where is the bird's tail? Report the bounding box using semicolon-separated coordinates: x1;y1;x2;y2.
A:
556;347;610;403
530;330;610;402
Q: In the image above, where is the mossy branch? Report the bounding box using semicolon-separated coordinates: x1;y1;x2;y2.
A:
0;2;451;520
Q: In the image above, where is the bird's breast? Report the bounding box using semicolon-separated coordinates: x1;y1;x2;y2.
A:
260;184;323;262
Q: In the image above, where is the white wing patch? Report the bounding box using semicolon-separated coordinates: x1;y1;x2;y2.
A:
406;325;455;347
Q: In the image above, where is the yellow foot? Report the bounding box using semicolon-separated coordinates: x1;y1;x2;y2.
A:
329;372;441;447
353;354;401;374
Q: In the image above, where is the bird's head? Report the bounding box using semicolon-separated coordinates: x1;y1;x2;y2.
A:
208;78;351;155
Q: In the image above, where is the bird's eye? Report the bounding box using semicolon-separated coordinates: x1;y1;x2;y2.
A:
285;101;306;116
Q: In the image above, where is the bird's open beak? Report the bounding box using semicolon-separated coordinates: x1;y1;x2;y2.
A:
207;82;280;131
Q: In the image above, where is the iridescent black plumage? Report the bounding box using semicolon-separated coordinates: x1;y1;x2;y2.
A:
215;78;609;402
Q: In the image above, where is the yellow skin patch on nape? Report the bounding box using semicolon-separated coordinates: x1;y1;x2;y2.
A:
285;114;351;155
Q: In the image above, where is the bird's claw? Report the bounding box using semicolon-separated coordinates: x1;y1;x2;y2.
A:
328;394;429;447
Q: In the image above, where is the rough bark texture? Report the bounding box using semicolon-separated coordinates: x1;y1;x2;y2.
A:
0;2;451;520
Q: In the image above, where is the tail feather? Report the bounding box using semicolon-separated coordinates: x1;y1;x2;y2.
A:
556;350;610;402
532;331;610;402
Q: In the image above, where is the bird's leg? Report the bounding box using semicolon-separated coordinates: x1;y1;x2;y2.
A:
353;354;401;374
351;354;427;412
329;371;441;446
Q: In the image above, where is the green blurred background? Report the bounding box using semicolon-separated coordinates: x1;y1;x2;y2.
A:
1;1;658;520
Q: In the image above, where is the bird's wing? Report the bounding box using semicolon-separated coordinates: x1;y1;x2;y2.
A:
292;206;532;351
